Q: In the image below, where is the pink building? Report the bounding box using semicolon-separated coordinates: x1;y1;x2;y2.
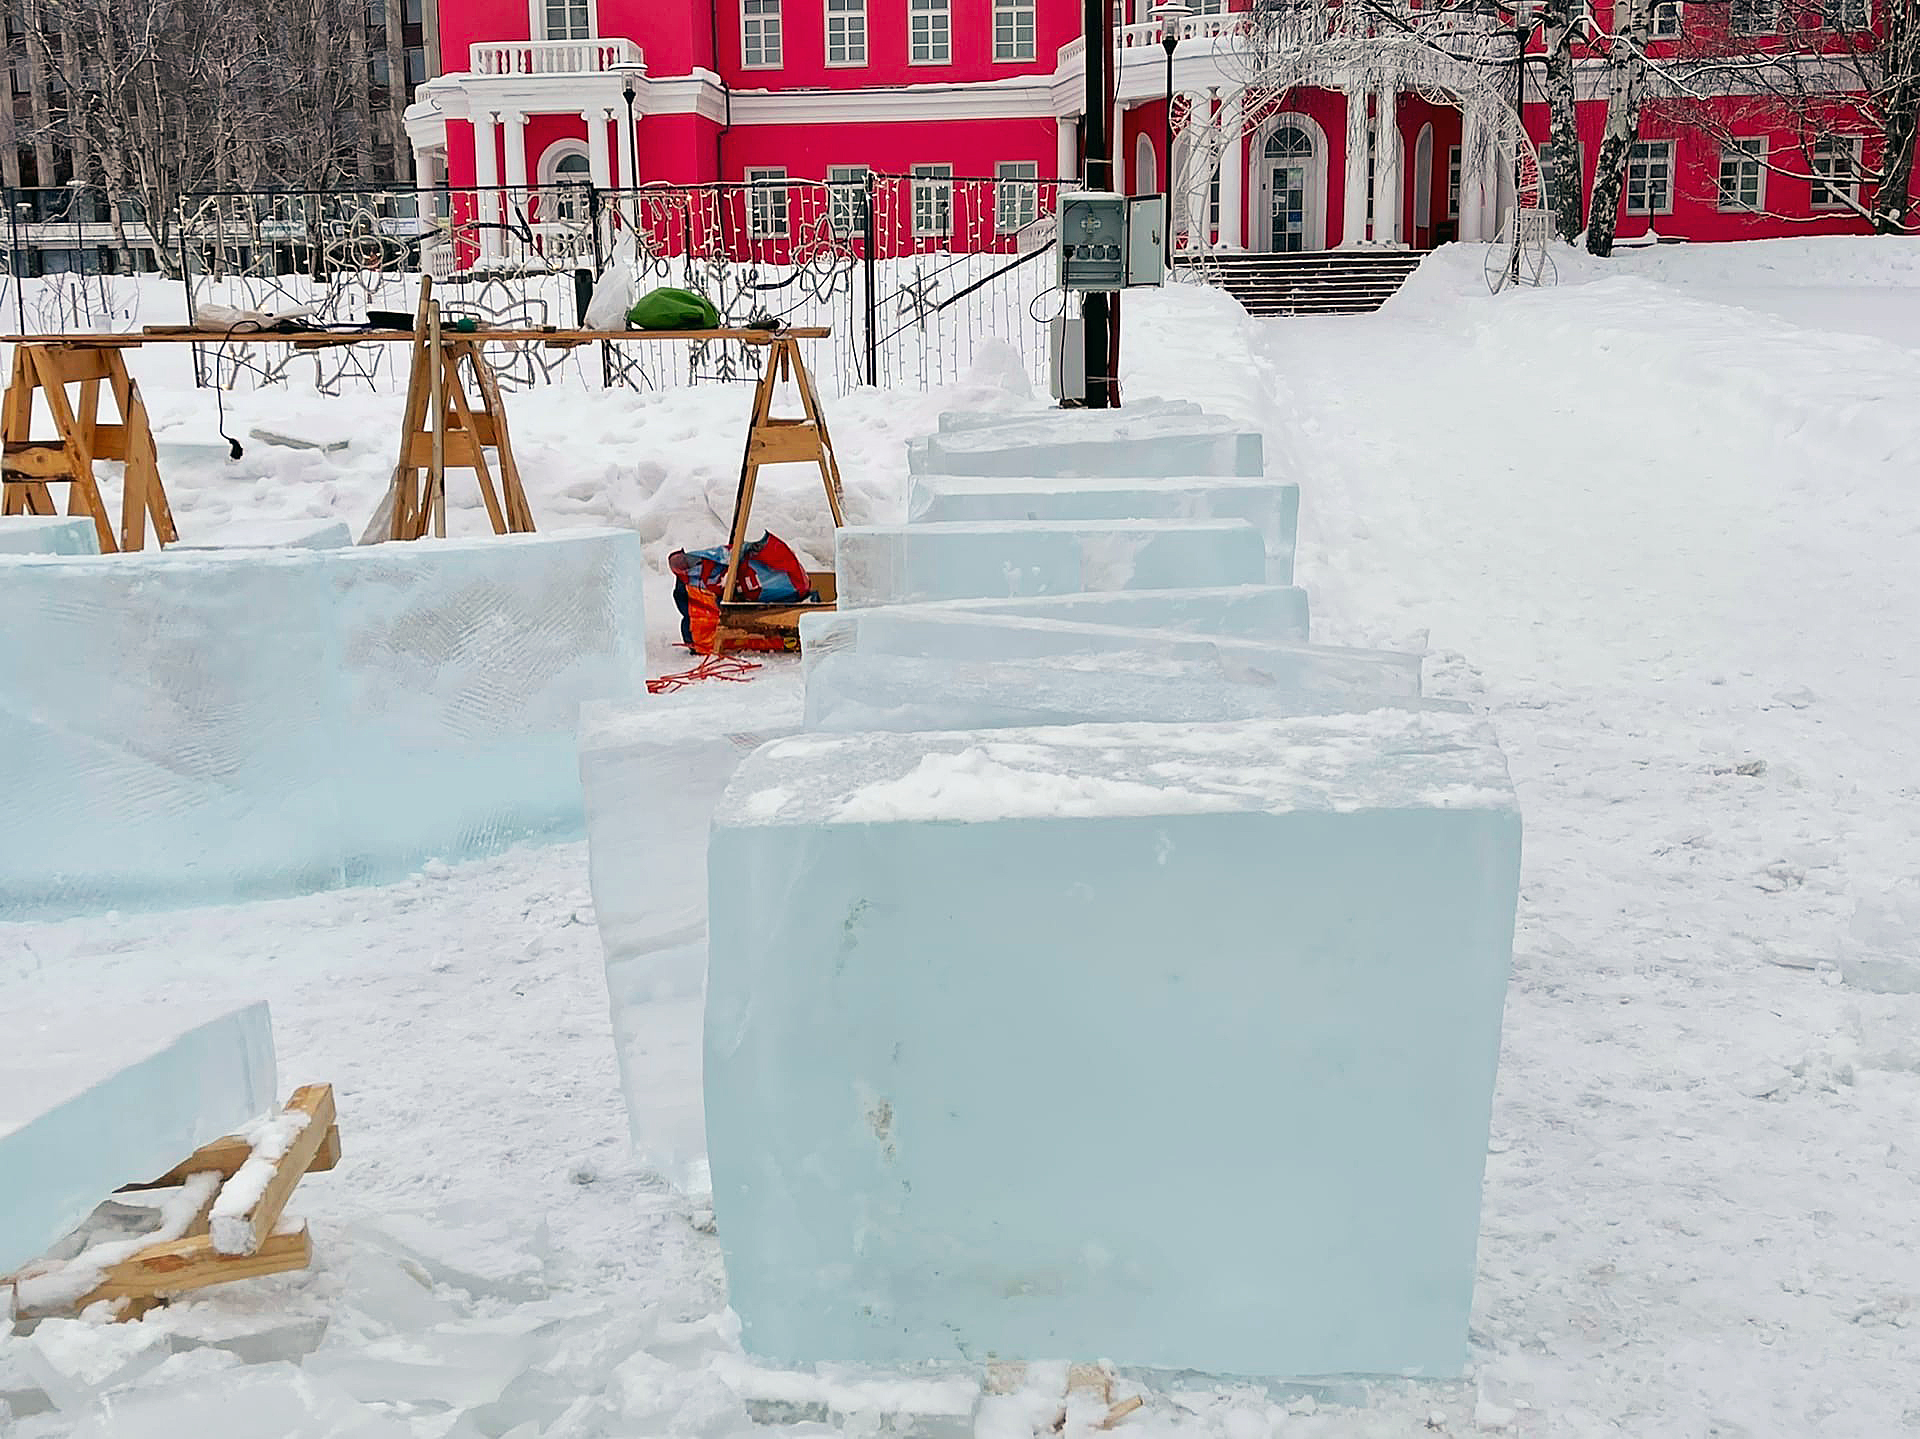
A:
402;0;1914;258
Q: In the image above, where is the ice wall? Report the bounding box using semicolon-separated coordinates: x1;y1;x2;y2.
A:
0;516;100;556
1;1002;277;1275
0;531;646;919
835;521;1267;609
580;682;803;1194
907;477;1299;585
706;714;1522;1378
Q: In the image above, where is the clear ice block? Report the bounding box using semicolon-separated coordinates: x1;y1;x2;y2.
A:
864;586;1309;643
172;519;353;551
0;1002;276;1275
802;606;1421;700
907;415;1263;478
0;516;100;555
579;680;804;1194
935;398;1204;433
907;477;1299;585
835;521;1267;610
706;714;1522;1378
0;531;646;919
803;652;1462;733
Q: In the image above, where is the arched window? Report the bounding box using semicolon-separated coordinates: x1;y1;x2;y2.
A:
540;145;593;221
1265;125;1313;160
1134;133;1157;196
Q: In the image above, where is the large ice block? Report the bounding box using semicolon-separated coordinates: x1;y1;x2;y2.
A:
804;651;1466;733
0;516;100;555
173;518;353;551
907;415;1263;478
0;531;646;918
1;1003;277;1275
889;586;1309;642
706;714;1522;1378
580;679;804;1194
801;606;1421;700
835;521;1266;610
935;398;1204;433
907;477;1299;585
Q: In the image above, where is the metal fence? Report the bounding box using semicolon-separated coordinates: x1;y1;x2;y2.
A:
0;177;1068;396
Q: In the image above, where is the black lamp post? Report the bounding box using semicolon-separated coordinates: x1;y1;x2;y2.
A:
1151;1;1191;267
620;69;641;220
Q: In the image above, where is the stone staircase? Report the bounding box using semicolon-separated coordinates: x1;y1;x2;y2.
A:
1180;250;1426;317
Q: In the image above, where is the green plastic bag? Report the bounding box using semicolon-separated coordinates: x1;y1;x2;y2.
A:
626;286;720;331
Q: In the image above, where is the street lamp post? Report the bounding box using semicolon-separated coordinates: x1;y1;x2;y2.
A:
1151;1;1192;268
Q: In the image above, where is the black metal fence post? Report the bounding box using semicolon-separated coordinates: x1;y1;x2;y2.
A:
862;170;879;387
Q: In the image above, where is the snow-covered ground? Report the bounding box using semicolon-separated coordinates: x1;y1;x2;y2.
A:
6;237;1920;1436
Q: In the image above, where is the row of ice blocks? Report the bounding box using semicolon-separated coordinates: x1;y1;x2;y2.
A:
906;476;1300;585
0;530;647;919
0;515;102;555
706;714;1523;1378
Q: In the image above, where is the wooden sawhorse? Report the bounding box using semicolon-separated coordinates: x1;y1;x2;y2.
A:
0;342;176;553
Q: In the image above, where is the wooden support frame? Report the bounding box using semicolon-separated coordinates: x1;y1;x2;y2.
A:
373;276;538;543
714;333;846;653
6;1084;338;1322
0;342;177;553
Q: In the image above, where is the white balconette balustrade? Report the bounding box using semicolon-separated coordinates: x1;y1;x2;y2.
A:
469;37;644;77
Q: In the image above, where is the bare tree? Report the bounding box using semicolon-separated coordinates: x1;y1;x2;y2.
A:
1541;0;1591;238
1587;0;1659;253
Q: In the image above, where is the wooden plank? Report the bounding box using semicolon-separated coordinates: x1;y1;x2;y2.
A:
2;479;56;515
120;1124;342;1193
462;343;536;533
2;326;832;347
39;347;115;383
2;443;75;479
747;421;825;466
28;345;114;554
209;1084;334;1258
440;354;509;537
403;431;486;471
66;1225;312;1312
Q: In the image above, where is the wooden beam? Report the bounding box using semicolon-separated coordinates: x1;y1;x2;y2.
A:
119;1123;341;1193
60;1225;312;1314
209;1084;334;1257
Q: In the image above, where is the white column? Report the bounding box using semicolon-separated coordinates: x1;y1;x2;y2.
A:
472;110;500;261
1113;104;1128;195
1057;115;1079;184
1371;91;1402;246
586;109;611;190
1342;87;1370;247
502;109;528;191
1458;111;1484;242
1218;121;1244;250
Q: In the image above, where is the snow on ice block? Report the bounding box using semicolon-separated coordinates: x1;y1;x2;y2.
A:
0;516;100;556
907;415;1263;478
0;1002;276;1276
804;652;1461;733
802;607;1420;701
0;531;645;918
907;477;1299;585
835;521;1266;610
172;518;353;551
580;678;804;1195
706;714;1522;1378
911;585;1308;642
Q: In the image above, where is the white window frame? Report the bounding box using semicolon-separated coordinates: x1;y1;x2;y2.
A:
995;160;1039;232
1650;0;1681;37
742;0;782;69
826;0;866;66
537;0;592;40
746;166;789;238
1538;140;1585;213
1810;136;1861;210
1716;137;1764;211
993;0;1037;61
1730;0;1775;34
912;163;954;238
828;164;869;237
1446;144;1461;218
540;142;593;220
909;0;951;64
1625;139;1674;215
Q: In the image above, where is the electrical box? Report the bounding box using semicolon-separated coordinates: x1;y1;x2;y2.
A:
1057;190;1129;292
1057;189;1168;292
1125;195;1167;287
1048;313;1087;402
